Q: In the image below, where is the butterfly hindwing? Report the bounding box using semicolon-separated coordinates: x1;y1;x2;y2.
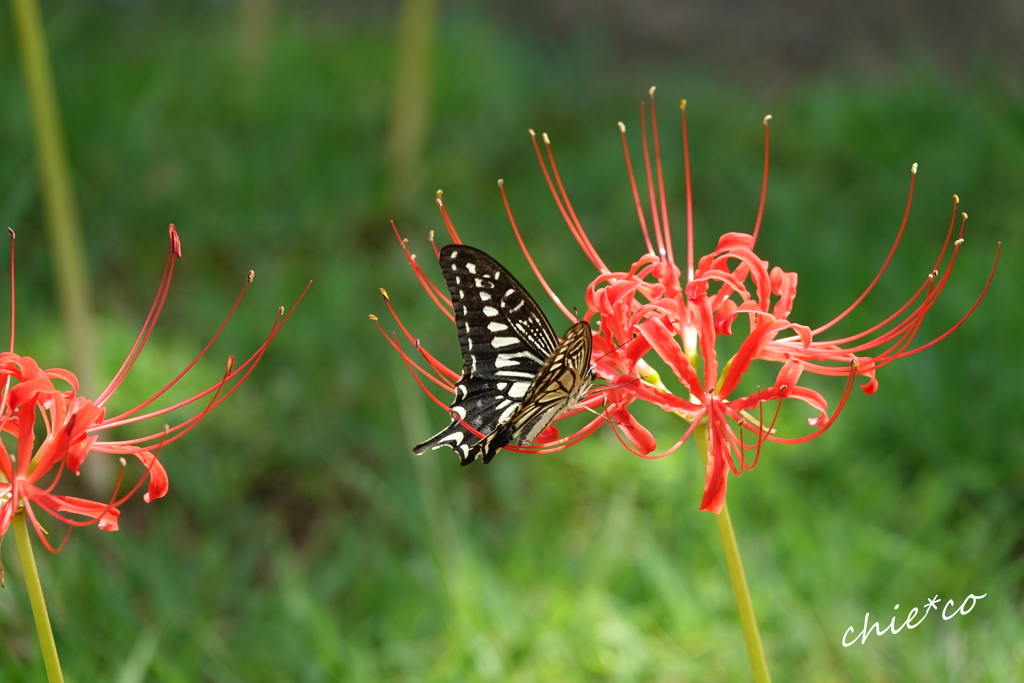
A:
474;320;594;463
414;244;564;464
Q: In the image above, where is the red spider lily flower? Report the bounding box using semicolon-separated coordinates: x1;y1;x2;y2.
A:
380;88;998;513
0;226;310;551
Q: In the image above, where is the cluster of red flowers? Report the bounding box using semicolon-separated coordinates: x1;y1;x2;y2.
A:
0;226;308;550
381;88;998;513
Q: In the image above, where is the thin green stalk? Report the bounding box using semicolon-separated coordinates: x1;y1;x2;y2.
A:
12;511;65;683
694;422;771;683
386;0;438;211
9;0;97;395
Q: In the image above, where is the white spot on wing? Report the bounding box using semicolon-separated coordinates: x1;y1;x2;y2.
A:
494;370;536;378
487;322;508;332
498;404;517;424
483;306;499;317
466;263;477;274
491;337;519;348
508;382;529;399
495;350;543;367
479;291;491;301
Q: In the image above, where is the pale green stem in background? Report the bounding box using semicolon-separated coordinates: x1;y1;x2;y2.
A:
694;423;772;683
10;0;108;490
386;0;438;211
236;0;273;75
12;512;65;683
10;0;96;390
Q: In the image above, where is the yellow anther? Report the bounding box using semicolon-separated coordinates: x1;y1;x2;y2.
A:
763;114;772;124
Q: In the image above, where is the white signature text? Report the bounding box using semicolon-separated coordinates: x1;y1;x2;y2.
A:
842;592;986;647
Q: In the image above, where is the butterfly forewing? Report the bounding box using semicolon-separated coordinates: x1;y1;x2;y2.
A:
414;245;593;464
414;244;568;464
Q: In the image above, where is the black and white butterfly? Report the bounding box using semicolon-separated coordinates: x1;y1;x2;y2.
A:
413;244;594;465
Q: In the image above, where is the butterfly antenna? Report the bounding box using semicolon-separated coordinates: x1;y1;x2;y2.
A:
580;404;627;427
594;333;639;363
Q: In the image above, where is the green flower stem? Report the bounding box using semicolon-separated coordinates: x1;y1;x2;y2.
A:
12;511;65;683
694;422;771;683
9;0;97;395
386;0;438;210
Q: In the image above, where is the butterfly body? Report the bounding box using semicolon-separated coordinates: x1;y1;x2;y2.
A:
413;244;593;464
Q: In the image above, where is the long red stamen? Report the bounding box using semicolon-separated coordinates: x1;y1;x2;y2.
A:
680;99;694;281
752;115;771;246
2;230;16;415
373;318;455;398
886;241;1000;361
618;122;655;254
640;102;666;260
768;362;858;444
613;409;704;460
414;339;460;383
498;180;575;322
94;281;310;439
649;88;675;270
22;501;72;553
436;191;463;244
370;316;454;393
104;269;253;422
392;222;453;318
97;225;180;405
511;414;605;453
812;196;960;347
541;133;608;273
7;228;15;353
813;165;917;335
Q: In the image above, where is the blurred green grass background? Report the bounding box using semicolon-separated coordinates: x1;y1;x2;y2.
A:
1;1;1022;680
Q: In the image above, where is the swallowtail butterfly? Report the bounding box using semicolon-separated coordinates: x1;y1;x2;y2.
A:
413;244;594;465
